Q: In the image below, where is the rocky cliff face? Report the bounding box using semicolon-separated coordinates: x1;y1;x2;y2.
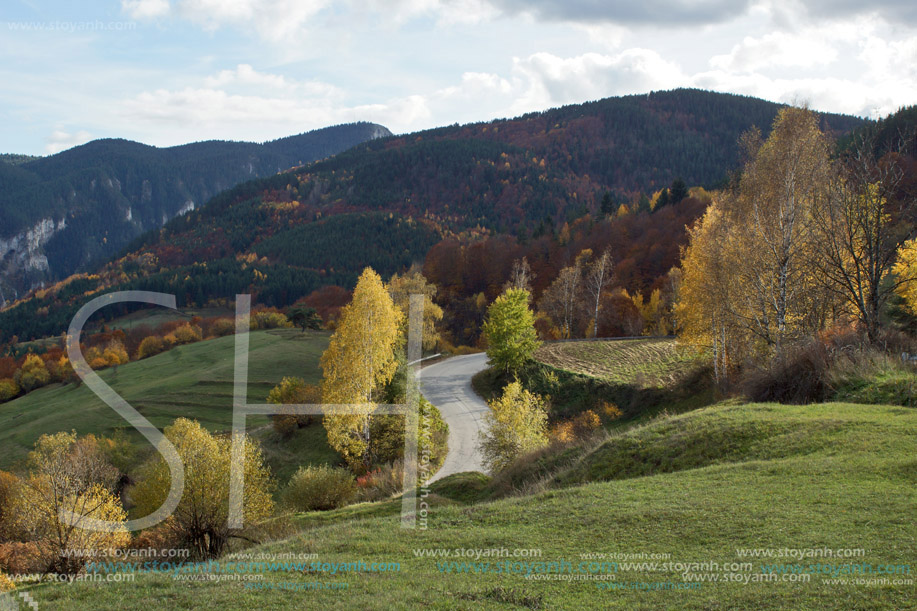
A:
0;217;67;307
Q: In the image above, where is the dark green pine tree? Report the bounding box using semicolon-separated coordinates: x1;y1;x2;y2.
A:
670;178;688;204
636;193;651;214
600;191;615;216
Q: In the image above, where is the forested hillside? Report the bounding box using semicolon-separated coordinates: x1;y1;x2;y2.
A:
0;154;39;166
0;90;870;344
267;89;862;233
0;122;390;302
371;88;862;195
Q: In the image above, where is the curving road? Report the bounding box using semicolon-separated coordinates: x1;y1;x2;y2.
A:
419;352;490;482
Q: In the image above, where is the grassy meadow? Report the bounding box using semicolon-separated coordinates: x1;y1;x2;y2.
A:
26;401;917;610
0;328;339;475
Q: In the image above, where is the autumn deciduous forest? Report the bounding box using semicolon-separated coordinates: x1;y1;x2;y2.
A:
678;106;917;387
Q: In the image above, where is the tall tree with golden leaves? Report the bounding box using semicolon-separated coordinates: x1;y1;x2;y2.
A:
678;106;836;372
387;264;443;351
732;105;834;352
676;201;743;381
321;267;403;470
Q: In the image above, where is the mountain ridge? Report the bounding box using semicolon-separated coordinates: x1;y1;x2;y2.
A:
0;122;391;304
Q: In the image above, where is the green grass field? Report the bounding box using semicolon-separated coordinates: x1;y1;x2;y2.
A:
25;401;917;609
534;338;703;388
0;329;339;474
104;306;234;331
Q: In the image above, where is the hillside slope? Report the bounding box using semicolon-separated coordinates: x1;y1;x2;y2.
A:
0;122;390;303
0;89;868;343
28;402;917;610
0;328;332;471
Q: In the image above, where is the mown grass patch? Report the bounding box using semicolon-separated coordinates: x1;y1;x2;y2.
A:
534;338;703;389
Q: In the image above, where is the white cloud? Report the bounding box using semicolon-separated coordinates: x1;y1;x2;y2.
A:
113;33;917;150
575;23;628;51
690;69;916;119
122;0;331;41
379;50;690;129
176;0;258;24
201;64;343;99
710;31;838;72
509;50;687;111
348;95;432;129
858;34;917;81
432;0;502;25
119;0;917;37
122;0;495;44
120;51;681;143
121;0;171;19
795;0;917;25
426;40;915;126
118;66;432;141
362;0;500;25
12;0;917;156
434;71;515;101
204;64;289;89
695;18;917;118
46;130;93;154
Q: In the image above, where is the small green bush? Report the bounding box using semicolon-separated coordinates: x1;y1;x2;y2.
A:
741;340;831;404
742;338;917;407
828;351;917;407
282;465;356;511
479;381;549;473
267;377;318;436
367;398;448;474
0;541;50;575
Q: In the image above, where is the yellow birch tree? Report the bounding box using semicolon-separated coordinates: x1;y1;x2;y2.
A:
321;267;403;470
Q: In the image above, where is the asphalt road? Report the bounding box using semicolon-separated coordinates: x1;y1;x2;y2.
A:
419;352;490;482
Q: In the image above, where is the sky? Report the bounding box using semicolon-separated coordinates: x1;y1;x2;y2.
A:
1;0;915;156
